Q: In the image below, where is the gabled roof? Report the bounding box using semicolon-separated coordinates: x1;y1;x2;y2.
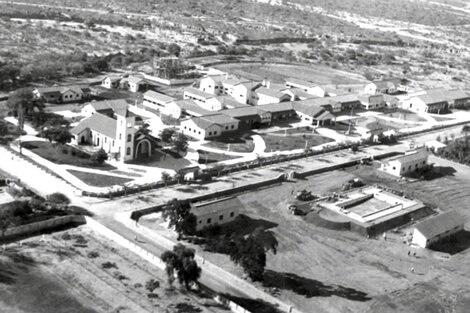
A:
175;99;213;116
215;95;250;109
127;76;144;84
256;87;290;99
191;197;242;217
221;106;268;118
388;147;428;164
444;89;470;101
103;76;121;83
292;102;334;120
259;101;295;113
330;94;361;104
71;113;117;138
415;211;464;239
416;93;449;105
183;113;237;130
240;81;263;91
184;87;215;100
285;77;318;88
144;90;175;103
36;85;85;95
87;99;129;113
283;88;317;99
299;97;337;107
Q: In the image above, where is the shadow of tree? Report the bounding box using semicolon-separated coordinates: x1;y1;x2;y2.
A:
222;294;282;313
0;252;37;285
263;270;371;302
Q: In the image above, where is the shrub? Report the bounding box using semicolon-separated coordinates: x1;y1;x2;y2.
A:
61;232;72;240
47;192;70;208
145;279;160;292
87;251;99;258
101;261;118;269
90;148;108;165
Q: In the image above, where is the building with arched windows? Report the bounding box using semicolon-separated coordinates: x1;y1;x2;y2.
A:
71;101;156;162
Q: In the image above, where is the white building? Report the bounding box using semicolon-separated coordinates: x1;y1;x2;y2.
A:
252;87;291;105
199;74;261;105
191;197;241;231
180;113;239;140
285;78;326;97
101;76;121;89
33;85;89;103
405;93;449;114
380;147;428;177
412;211;464;248
364;79;405;95
125;76;145;92
72;103;153;162
142;90;175;112
183;87;223;111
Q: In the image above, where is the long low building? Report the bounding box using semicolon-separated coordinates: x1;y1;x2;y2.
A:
380;147;428;177
412;211;464;248
180;113;239;140
191;197;242;231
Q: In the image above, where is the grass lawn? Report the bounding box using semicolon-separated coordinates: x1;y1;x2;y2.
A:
203;137;255;153
22;141;115;170
67;170;133;187
360;117;413;131
127;149;191;170
261;133;334;152
197;150;242;164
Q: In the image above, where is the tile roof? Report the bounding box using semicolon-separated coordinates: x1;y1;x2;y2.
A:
175;99;213;116
215;95;250;109
256;87;289;99
388;147;428;164
285;77;318;88
330;94;360;103
372;78;402;89
71;113;117;138
292;102;333;120
191;197;242;217
259;101;295;113
221;106;267;118
36;85;85;95
184;87;215;99
88;99;129;113
240;81;263;91
104;76;121;83
284;88;317;99
415;211;464;239
443;89;470;101
144;90;175;103
127;76;144;84
183;113;237;130
416;93;449;105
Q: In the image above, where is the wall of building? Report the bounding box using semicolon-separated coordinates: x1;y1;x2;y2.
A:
195;208;239;231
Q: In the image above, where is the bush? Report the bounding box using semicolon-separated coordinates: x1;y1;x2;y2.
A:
101;262;118;269
61;232;72;240
47;192;70;208
87;251;99;258
145;279;160;292
90;148;108;165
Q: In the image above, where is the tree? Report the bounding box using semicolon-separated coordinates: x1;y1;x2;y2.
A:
161;199;196;238
7;88;44;130
230;235;266;281
161;171;172;187
167;43;181;57
0;208;14;243
90;148;108;165
47;192;70;208
40;126;73;145
161;244;201;290
171;133;188;154
161;128;176;143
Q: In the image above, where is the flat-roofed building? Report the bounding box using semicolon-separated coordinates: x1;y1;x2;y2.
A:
191;197;241;231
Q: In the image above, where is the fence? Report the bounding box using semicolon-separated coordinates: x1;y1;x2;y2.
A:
4;215;86;240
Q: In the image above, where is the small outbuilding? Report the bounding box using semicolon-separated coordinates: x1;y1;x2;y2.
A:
412;211;464;248
380;146;428;177
191;197;241;231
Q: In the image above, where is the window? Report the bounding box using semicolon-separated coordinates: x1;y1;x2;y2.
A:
208;132;212;136
423;161;426;164
225;126;229;130
231;125;234;129
126;147;131;155
213;131;217;135
219;215;223;221
119;134;122;140
104;137;107;143
199;131;201;134
127;134;131;142
230;212;234;217
112;140;114;146
207;218;212;224
392;167;396;170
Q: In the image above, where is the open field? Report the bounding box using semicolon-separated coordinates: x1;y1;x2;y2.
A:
0;226;226;313
383;109;427;122
214;63;368;85
202;137;255;153
127;149;191;170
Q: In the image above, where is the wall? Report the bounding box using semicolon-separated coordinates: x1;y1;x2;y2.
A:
4;215;86;240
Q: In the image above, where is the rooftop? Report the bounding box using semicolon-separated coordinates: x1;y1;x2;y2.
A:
285;77;318;88
175;99;213;116
191;197;242;217
256;87;289;99
184;87;215;100
415;211;464;239
416;93;450;105
144;90;175;103
71;113;117;138
87;99;129;116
